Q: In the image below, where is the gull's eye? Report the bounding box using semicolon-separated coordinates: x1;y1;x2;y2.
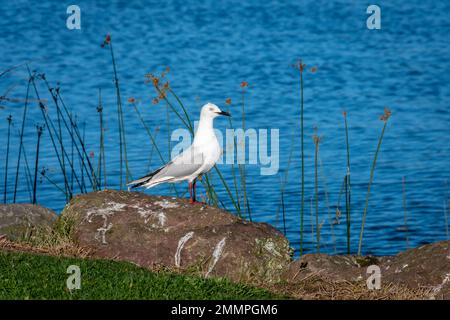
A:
209;108;214;111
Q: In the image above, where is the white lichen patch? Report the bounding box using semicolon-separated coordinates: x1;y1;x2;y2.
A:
175;231;194;267
86;202;127;222
256;238;281;257
205;237;227;278
129;204;156;223
96;223;113;245
155;200;179;209
429;272;450;299
86;202;127;245
156;212;167;227
129;204;167;228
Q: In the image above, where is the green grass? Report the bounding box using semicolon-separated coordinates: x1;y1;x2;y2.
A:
0;250;279;300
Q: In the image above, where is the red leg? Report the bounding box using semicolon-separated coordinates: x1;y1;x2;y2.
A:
189;179;207;205
192;179;197;203
188;179;205;205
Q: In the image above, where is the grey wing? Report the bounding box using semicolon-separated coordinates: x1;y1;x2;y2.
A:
152;146;204;181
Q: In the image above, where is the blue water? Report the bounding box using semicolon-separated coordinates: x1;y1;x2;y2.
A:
1;0;449;256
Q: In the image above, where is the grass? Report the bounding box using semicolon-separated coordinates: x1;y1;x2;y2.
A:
0;250;279;300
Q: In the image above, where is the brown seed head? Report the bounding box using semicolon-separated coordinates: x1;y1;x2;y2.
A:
380;107;392;122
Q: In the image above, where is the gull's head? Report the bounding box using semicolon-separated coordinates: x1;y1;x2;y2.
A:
200;103;231;120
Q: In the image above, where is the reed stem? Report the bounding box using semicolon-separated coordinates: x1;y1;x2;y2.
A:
299;60;305;256
56;90;97;189
20;142;34;202
445;180;449;240
27;67;74;196
226;106;242;215
240;87;251;221
345;174;350;253
313;130;321;253
109;38;132;187
402;176;409;248
3;115;12;203
42;77;72;198
97;88;106;189
318;154;337;253
33;125;44;204
13;79;31;203
358;113;390;256
343;111;351;254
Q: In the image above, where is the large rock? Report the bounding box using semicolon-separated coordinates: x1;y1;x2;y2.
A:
60;190;292;282
0;204;57;240
381;241;450;299
284;241;450;299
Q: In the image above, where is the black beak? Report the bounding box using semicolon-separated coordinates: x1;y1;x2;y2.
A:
216;111;231;117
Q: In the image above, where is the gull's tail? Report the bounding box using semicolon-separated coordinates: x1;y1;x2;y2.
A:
127;166;165;189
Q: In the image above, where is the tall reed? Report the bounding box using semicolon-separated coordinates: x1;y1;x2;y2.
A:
358;107;392;255
239;81;251;220
402;176;409;248
3;115;12;203
56;89;97;190
296;60;306;255
80;121;87;192
39;81;88;191
444;180;449;240
343;111;351;254
276;133;295;235
102;34;131;188
13;79;31;203
318;154;337;253
52;84;68;199
97;88;106;189
444;200;449;240
33;125;44;204
313;128;321;253
27;68;76;195
70;115;75;194
18;134;34;202
225;98;242;215
42;77;71;199
280;176;287;235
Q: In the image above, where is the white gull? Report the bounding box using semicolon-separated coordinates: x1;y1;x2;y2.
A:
127;103;230;203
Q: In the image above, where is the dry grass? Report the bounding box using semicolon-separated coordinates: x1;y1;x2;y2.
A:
0;237;90;258
0;214;91;258
265;274;431;300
